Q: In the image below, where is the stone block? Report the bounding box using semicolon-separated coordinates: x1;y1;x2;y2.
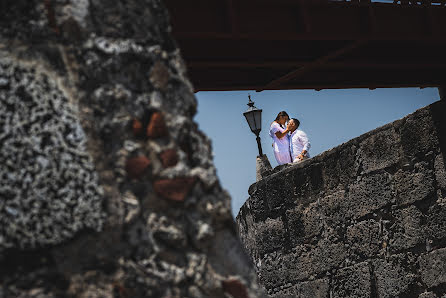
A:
389;205;425;252
434;154;446;190
320;188;349;227
393;161;435;206
246;187;269;222
270;278;329;298
397;107;439;158
321;144;357;190
418;291;437;298
290;240;347;281
426;203;446;241
290;162;324;205
293;278;329;298
0;60;105;250
286;202;322;247
347;172;393;219
254;217;286;256
258;251;298;290
357;126;403;174
264;171;295;211
347;219;382;258
235;207;257;260
373;254;416;298
332;262;371;298
259;240;346;291
419;247;446;288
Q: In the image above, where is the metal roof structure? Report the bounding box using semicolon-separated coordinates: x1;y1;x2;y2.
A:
165;0;446;92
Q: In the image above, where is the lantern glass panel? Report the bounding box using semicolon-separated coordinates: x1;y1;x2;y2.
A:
253;109;262;132
244;109;262;133
244;112;256;132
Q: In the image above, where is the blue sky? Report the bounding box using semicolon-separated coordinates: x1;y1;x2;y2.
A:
194;88;440;218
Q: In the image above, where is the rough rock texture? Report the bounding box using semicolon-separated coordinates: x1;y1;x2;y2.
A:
0;1;265;297
237;101;446;297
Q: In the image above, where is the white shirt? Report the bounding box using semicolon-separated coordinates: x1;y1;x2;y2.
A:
290;129;311;162
269;122;291;165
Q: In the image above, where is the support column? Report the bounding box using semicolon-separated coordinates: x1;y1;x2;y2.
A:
256;154;272;181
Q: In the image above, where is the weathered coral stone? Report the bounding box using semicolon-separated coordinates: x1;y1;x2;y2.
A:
126;156;151;179
222;279;249;298
147;112;168;138
160;149;178;168
132;119;143;136
149;61;170;90
154;177;196;202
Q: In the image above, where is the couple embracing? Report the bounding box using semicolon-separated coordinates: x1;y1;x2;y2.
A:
269;111;311;165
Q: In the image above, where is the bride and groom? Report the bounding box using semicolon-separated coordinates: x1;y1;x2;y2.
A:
269;111;311;165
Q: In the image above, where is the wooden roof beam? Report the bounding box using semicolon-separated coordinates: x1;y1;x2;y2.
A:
195;83;442;92
225;0;238;35
256;39;368;92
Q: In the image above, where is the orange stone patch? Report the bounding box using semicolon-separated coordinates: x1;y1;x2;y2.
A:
160;149;178;168
146;112;168;138
153;177;196;202
132;119;143;136
126;156;151;179
222;279;249;298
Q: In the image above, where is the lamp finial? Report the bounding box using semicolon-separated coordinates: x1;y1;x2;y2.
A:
247;94;254;107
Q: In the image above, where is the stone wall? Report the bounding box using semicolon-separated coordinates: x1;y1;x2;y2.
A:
0;1;265;297
237;100;446;298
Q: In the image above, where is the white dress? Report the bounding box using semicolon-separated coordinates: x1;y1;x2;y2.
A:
290;129;311;162
269;122;292;165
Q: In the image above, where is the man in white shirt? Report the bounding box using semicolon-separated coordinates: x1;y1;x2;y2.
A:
289;118;311;163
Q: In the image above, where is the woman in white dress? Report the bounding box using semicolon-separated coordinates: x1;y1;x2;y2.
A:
269;111;294;165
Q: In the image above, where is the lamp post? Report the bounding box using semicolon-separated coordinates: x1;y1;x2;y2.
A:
243;95;263;156
243;95;272;181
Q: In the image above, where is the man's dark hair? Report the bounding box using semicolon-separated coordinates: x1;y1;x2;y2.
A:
291;118;300;129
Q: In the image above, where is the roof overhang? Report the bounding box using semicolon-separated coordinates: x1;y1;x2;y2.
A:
165;0;446;91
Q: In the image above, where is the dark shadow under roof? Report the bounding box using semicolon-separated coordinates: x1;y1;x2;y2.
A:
165;0;446;91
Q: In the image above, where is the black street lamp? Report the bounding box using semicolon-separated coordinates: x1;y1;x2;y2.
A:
243;95;263;156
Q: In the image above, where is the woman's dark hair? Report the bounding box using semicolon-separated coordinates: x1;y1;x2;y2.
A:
275;111;289;122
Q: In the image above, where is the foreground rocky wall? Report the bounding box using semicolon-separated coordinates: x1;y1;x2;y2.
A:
237;100;446;298
0;1;265;297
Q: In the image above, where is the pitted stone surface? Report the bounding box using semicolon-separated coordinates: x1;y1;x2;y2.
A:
269;278;329;298
347;219;382;258
389;205;425;251
332;262;371;298
419;247;446;288
373;254;416;298
0;1;266;297
0;56;104;250
357;125;403;174
237;101;446;297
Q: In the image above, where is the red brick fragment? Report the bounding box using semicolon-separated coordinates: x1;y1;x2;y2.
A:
132;119;143;136
126;156;151;179
222;279;249;298
153;177;196;202
160;149;178;168
44;0;60;34
147;112;168;138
